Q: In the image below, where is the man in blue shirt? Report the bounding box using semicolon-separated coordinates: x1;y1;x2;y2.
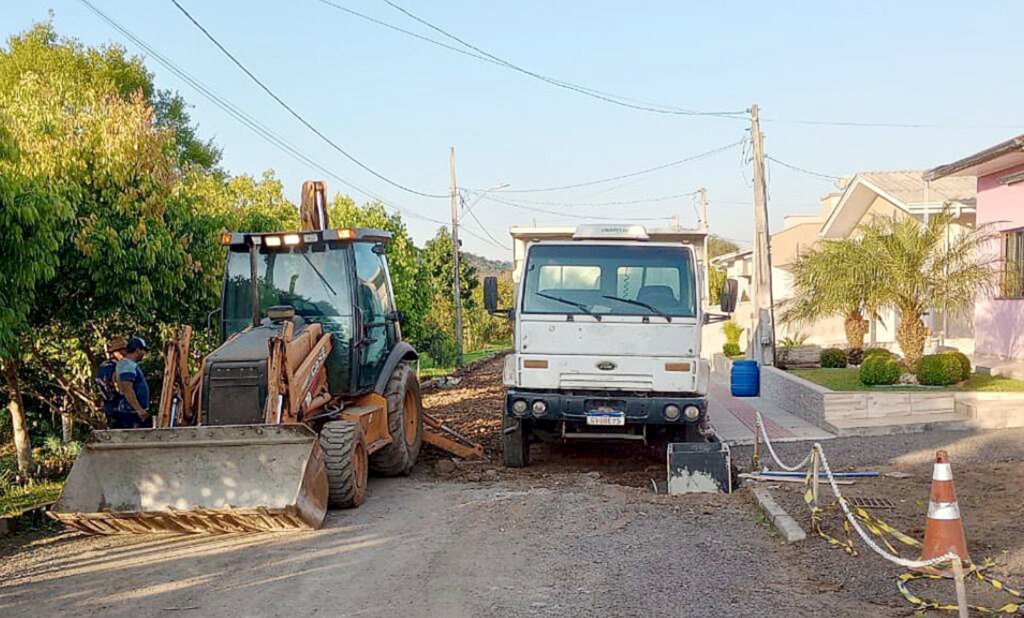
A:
115;337;151;428
96;336;129;428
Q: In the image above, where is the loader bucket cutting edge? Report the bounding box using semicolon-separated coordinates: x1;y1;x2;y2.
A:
50;424;328;534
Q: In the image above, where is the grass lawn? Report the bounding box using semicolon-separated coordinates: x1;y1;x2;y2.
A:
418;345;509;379
790;367;1024;392
0;481;62;518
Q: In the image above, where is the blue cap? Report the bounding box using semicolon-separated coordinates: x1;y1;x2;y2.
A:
126;337;149;353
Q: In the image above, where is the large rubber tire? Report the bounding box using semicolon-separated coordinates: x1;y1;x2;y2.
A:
320;420;368;509
368;361;423;476
502;414;530;468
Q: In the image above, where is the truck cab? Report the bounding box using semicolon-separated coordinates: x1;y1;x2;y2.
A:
485;224;734;467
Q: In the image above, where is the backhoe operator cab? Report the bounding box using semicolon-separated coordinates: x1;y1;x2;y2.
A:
211;228;409;426
485;224;736;467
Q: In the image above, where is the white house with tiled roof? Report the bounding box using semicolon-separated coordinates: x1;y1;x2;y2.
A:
716;171;976;355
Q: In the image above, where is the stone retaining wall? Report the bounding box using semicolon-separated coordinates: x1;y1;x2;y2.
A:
757;367;1024;431
759;366;828;426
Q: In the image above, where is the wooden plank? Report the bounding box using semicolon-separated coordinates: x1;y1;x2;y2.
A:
423;430;484;460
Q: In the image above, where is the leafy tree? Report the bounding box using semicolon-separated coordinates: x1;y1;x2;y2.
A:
856;209;998;368
780;237;882;352
0;22;220;173
328;195;431;346
706;236;740;304
0;120;70;473
421;227;480;363
0;22;231;446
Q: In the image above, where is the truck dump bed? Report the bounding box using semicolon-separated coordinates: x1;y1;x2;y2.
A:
49;425;327;534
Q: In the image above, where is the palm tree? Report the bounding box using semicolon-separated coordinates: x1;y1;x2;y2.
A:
780;237;882;352
855;208;999;368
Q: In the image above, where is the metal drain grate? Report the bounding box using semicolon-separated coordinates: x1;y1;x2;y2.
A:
847;497;895;510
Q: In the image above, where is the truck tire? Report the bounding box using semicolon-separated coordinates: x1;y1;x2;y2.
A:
369;361;423;476
320;420;368;508
502;414;530;468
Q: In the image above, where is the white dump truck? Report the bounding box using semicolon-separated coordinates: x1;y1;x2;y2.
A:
484;224;737;468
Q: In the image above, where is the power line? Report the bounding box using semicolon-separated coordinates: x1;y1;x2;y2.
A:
477;194;673;222
168;0;448;199
368;2;1021;131
459;193;511;250
462;190;700;208
497;141;742;194
765;155;840;181
761;116;1023;130
379;0;747;119
78;0;464;236
315;0;709;115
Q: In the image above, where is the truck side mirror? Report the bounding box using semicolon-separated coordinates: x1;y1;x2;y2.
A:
719;278;738;313
484;276;499;314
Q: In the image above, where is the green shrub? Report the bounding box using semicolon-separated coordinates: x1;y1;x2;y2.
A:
943;351;971;381
859;356;902;385
820;348;848;368
917;354;964;386
847;348;864;366
723;342;742;357
780;333;809;348
864;348;894;361
723;321;744;346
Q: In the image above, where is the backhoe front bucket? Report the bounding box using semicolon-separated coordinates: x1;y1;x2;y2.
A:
50;425;328;534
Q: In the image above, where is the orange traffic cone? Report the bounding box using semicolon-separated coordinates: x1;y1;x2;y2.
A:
917;450;971;573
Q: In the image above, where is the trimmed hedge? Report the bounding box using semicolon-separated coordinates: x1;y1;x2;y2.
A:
943;351;971;381
917;354;964;386
859;356;903;385
723;342;741;357
820;348;848;368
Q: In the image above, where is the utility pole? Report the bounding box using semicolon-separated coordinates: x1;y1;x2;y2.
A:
449;146;464;367
750;104;776;366
698;187;708;229
699;187;709;304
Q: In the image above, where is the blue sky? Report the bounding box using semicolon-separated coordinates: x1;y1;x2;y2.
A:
5;1;1023;258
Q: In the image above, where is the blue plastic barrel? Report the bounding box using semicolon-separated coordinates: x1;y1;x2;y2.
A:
730;360;760;397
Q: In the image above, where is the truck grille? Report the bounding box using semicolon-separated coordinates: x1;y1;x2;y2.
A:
559;373;654;390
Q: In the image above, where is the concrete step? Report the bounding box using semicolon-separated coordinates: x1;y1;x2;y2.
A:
826;412;971;437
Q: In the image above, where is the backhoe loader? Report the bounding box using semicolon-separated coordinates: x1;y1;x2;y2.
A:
50;181;481;535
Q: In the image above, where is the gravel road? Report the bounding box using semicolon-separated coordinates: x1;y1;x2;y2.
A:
0;471;897;618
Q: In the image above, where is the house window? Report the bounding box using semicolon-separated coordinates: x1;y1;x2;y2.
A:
1004;229;1024;298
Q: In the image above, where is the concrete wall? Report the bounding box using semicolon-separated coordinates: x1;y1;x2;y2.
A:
974;163;1024;360
759;366;827;426
758;366;1024;431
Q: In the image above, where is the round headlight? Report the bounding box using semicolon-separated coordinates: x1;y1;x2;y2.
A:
531;400;548;417
683;405;701;421
663;404;681;421
512;399;528;415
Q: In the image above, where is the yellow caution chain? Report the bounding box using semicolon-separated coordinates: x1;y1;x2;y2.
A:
798;450;1024;615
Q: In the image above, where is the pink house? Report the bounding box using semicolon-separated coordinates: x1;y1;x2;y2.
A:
925;135;1024;364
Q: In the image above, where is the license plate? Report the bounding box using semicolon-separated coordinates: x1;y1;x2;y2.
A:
586;410;625;426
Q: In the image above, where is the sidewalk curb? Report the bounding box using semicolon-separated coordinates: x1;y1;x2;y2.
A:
752;487;807;543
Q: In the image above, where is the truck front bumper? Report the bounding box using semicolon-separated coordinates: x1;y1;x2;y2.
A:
504;389;707;426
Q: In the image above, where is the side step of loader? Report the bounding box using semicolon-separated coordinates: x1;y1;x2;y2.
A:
50;425;328;534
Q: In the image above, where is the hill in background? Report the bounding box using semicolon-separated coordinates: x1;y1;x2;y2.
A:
464;252;512;279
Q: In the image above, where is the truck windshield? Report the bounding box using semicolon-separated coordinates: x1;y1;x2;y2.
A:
222;245;352;337
521;244;696;318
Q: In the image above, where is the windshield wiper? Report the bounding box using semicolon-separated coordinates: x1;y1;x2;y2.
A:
601;295;672;322
535;291;601;321
300;252;337;296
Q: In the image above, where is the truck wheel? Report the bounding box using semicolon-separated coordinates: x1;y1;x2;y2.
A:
320;420;368;508
369;361;423;476
502;414;530;468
